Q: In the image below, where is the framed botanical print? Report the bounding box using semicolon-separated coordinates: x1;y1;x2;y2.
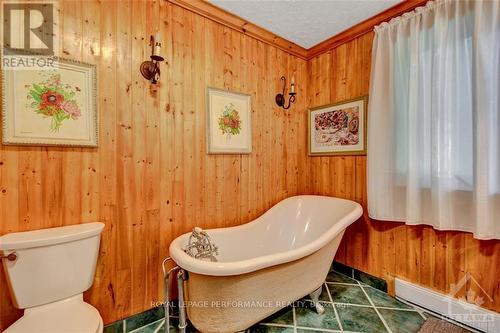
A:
308;95;368;156
206;87;252;154
2;57;98;146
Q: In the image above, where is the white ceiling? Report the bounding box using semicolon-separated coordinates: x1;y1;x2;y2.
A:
209;0;402;49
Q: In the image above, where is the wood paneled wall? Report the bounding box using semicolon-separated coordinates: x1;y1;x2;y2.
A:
1;1;498;330
0;0;308;328
304;32;500;313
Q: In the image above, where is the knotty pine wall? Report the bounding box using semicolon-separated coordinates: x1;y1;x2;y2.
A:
304;31;500;313
0;0;308;328
1;1;499;329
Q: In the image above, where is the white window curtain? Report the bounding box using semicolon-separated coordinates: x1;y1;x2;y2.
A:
367;0;500;240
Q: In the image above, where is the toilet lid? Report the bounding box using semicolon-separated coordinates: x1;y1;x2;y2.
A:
5;299;101;333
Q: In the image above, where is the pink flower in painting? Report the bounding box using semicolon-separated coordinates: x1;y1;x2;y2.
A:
61;100;81;120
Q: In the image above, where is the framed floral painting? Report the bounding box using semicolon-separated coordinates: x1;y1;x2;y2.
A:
308;95;368;156
2;57;97;146
206;87;251;154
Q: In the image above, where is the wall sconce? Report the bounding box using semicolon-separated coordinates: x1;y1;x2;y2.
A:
275;76;296;110
140;32;164;84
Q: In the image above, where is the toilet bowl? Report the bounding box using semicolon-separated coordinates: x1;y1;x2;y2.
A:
0;222;105;333
4;294;103;333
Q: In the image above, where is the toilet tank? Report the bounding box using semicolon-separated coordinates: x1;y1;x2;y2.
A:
0;222;104;309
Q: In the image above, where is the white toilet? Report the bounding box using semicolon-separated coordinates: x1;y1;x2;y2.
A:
0;222;105;333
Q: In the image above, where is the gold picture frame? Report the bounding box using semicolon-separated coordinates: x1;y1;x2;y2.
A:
308;95;368;156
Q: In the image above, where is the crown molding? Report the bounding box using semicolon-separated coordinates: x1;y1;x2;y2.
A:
306;0;429;59
167;0;309;60
168;0;429;61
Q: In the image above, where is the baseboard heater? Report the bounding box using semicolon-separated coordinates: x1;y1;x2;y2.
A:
395;278;499;333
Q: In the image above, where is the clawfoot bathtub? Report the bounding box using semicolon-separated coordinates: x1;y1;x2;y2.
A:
169;195;362;333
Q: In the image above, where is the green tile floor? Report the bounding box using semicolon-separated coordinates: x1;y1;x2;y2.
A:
105;270;472;333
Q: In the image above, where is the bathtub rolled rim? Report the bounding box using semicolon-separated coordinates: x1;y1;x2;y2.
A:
169;195;363;276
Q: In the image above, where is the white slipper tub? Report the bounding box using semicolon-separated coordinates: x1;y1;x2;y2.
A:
169;195;362;333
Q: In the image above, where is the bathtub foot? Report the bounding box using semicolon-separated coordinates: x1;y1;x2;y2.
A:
309;286;325;315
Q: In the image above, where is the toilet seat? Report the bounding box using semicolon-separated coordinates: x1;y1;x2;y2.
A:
4;294;102;333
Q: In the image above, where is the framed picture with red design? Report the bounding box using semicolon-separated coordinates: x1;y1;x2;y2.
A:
308;95;368;156
206;87;252;154
2;56;98;147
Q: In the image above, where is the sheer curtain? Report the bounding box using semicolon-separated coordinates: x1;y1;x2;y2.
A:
367;0;500;240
